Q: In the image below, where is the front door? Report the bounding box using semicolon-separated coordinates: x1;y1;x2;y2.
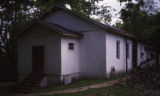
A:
32;46;44;73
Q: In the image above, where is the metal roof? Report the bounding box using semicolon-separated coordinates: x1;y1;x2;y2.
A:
40;5;137;39
17;19;82;39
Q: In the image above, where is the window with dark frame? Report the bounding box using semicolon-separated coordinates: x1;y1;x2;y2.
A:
126;43;129;59
140;46;144;58
68;43;74;50
116;40;120;59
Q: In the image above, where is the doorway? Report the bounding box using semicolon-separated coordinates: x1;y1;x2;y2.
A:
32;46;44;74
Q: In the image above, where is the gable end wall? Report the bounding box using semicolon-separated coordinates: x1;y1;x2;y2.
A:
17;24;61;84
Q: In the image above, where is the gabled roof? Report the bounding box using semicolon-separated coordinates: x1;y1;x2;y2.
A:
40;5;137;39
17;19;82;39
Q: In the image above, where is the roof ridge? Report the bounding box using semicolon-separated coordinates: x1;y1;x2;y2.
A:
39;5;137;39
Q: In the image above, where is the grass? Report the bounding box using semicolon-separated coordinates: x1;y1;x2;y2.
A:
42;85;139;96
33;78;107;93
35;74;139;96
33;74;127;93
0;74;130;96
0;82;14;94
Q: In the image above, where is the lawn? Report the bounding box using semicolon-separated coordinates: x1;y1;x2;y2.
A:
0;82;14;94
0;74;136;96
42;85;139;96
33;74;126;93
33;78;107;93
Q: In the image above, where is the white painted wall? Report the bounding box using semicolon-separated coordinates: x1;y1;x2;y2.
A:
44;9;107;78
17;24;61;84
137;43;147;66
106;32;133;75
137;42;150;66
80;30;107;78
137;43;157;67
146;49;156;66
61;37;80;84
61;37;80;75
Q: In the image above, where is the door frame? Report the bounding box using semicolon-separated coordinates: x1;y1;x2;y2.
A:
32;46;44;74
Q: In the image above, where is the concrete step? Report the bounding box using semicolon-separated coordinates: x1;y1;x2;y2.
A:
13;73;44;93
13;89;30;93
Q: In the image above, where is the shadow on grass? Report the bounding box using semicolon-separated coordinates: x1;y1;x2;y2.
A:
40;84;139;96
0;82;15;95
33;73;127;93
42;85;139;96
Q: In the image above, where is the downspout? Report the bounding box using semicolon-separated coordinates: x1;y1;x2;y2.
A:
125;38;128;73
132;39;138;69
156;50;159;66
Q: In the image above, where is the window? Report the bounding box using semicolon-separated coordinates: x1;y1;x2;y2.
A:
116;40;120;59
126;43;129;59
140;46;144;58
68;43;74;50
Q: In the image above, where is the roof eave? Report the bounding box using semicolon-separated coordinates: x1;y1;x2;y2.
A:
17;19;82;39
40;5;137;39
37;20;82;39
62;33;83;39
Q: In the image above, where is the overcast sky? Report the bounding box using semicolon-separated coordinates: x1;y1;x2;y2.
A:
99;0;160;25
67;0;160;25
99;0;125;25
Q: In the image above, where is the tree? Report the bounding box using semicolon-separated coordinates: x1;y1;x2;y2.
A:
113;20;123;28
118;0;160;46
35;0;112;24
118;0;146;36
93;5;113;24
34;0;102;16
0;0;37;81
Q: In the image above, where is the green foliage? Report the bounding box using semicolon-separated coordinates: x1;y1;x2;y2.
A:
0;82;14;94
35;0;102;16
35;0;112;23
0;0;37;81
94;5;113;24
42;85;139;96
113;20;123;29
32;74;126;93
119;0;160;46
33;78;108;93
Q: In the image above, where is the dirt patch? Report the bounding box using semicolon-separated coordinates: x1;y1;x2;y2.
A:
22;77;127;96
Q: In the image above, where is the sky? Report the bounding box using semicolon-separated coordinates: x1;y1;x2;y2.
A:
66;0;125;25
99;0;160;25
66;0;160;25
99;0;126;25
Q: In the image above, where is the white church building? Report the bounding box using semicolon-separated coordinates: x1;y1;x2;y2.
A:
16;5;159;89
